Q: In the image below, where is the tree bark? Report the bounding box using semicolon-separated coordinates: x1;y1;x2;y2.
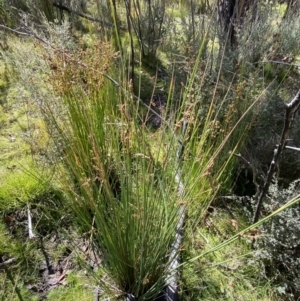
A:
217;0;257;46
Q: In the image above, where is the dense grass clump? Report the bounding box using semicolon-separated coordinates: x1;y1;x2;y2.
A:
42;41;183;300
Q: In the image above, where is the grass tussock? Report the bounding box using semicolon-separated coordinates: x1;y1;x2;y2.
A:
43;40;182;300
40;28;263;299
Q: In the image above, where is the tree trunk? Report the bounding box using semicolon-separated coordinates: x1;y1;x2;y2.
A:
217;0;257;46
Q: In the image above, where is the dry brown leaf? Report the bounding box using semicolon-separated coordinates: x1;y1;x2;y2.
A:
231;219;239;231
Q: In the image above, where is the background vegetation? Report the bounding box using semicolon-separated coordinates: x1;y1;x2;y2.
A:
1;0;300;300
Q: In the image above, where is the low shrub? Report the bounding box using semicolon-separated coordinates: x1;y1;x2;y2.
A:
254;179;300;300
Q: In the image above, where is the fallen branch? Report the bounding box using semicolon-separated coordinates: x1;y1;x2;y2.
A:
263;60;300;69
164;119;188;301
253;89;300;223
52;2;127;31
0;24;34;37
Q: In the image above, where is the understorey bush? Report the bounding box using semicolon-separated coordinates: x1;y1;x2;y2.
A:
254;179;300;300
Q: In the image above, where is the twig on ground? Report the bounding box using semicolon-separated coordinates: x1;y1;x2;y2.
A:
0;24;32;36
220;195;251;202
94;287;100;301
284;145;300;152
263;60;300;69
253;89;300;223
0;258;16;268
27;204;36;239
39;236;52;274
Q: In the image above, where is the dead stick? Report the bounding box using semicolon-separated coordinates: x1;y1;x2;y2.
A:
284;145;300;152
253;89;300;223
164;119;188;301
0;258;16;268
53;3;127;31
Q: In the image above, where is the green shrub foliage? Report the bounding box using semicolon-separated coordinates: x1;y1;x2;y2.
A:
254;179;300;300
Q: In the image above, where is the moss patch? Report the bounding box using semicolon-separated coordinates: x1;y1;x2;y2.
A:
181;208;279;301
